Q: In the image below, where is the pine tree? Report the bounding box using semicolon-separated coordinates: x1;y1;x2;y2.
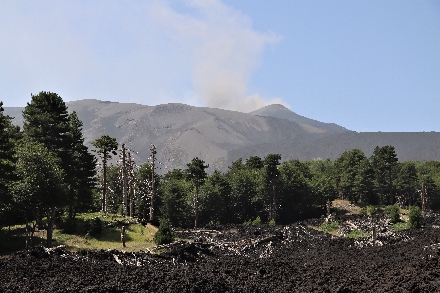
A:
92;135;118;213
0;101;18;227
22;92;97;219
371;146;399;204
22;92;70;161
66;111;97;218
186;157;209;228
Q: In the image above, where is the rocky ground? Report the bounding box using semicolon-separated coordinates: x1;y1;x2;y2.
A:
2;214;440;292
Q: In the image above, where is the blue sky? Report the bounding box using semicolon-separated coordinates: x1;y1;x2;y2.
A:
0;0;439;132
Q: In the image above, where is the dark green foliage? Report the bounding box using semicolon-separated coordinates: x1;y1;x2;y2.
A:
163;168;185;181
22;93;96;219
245;156;264;170
12;142;66;247
186;157;209;184
278;160;315;223
22;92;70;164
62;217;78;234
307;159;338;203
89;217;103;236
66;112;97;218
371;145;398;205
395;162;419;207
335;149;369;203
229;168;262;223
159;177;192;228
92;135;118;213
92;135;118;161
228;158;245;174
186;157;209;228
388;205;400;224
0;101;17;226
198;171;230;225
417;161;440;210
153;219;175;245
408;206;423;228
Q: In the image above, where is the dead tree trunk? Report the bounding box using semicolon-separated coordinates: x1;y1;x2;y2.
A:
122;143;128;217
149;145;157;222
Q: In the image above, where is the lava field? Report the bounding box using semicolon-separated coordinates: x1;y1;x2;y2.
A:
2;214;440;292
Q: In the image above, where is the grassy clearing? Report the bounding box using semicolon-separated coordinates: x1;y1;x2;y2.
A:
390;221;410;232
345;229;371;239
0;212;157;255
310;221;340;236
53;223;156;252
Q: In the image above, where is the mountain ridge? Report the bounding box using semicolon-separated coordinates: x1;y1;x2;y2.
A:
4;99;440;173
250;104;349;133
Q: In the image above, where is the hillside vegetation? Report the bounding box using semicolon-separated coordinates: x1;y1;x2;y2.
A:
1;92;440;254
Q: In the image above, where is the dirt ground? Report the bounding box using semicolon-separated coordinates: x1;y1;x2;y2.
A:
2;214;440;292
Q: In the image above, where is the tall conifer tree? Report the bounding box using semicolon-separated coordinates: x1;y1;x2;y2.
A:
0;101;17;226
66;111;97;218
22;92;96;218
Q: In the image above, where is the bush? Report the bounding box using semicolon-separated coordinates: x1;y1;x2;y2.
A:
268;219;276;226
244;217;262;226
88;217;103;236
408;206;423;228
243;219;252;226
359;207;367;215
388;205;400;224
62;218;77;234
252;216;262;225
367;206;377;215
153;219;175;245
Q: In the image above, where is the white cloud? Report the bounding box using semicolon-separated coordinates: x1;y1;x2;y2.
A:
0;0;285;112
148;0;283;112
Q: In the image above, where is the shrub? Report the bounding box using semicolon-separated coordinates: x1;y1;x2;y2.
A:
359;207;367;215
243;219;252;226
62;218;77;234
268;219;276;226
367;206;377;215
408;206;423;228
153;219;175;245
252;216;262;225
88;217;103;236
389;205;400;224
244;217;262;226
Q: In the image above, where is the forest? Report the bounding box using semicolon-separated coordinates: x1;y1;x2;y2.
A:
1;91;440;247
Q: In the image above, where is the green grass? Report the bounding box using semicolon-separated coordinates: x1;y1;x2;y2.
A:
53;223;156;252
319;221;340;233
310;221;340;236
0;213;158;255
390;221;409;232
345;229;371;239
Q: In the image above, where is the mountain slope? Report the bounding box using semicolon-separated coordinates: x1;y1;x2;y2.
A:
250;104;349;133
4;100;440;173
